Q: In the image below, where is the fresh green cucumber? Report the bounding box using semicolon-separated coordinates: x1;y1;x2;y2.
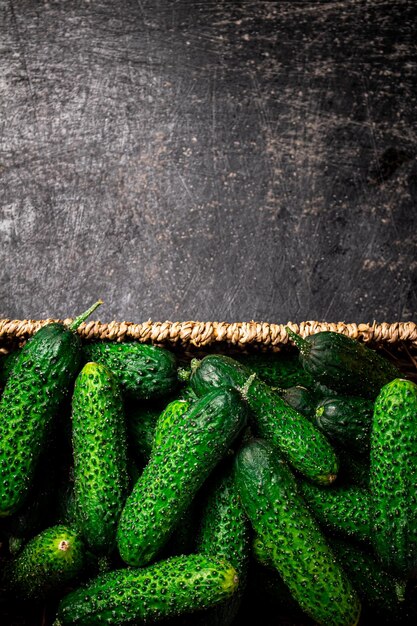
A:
370;378;417;576
300;482;372;544
0;301;102;516
82;341;178;399
190;355;339;485
55;553;239;626
7;525;85;601
286;328;401;399
125;400;162;465
234;439;361;626
315;396;374;456
71;362;129;555
117;388;247;567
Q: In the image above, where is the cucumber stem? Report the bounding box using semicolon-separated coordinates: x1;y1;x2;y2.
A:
190;358;201;375
177;367;191;383
285;327;310;355
69;300;103;331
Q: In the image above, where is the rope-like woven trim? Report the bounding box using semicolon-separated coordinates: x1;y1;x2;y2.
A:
0;319;416;349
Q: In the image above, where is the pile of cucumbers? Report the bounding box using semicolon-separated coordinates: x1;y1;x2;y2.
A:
0;302;416;626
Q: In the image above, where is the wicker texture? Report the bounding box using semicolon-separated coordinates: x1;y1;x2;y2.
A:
0;318;416;350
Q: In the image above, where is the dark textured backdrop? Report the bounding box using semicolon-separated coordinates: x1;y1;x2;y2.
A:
1;0;416;325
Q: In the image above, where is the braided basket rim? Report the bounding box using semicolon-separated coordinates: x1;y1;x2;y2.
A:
0;318;416;351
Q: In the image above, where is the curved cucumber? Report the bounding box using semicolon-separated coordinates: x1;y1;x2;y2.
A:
117;388;248;567
8;525;85;601
82;341;178;400
286;328;400;399
72;362;129;555
370;378;417;576
190;355;339;485
0;301;101;516
56;553;239;625
234;439;361;626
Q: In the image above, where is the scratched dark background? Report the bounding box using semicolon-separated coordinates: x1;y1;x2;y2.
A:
1;0;416;326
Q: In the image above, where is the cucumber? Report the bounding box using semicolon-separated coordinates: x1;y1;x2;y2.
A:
190;355;339;485
370;378;417;576
55;553;239;626
234;439;361;626
117;388;248;567
125;400;162;465
82;341;178;400
286;328;401;399
300;482;372;544
0;301;102;516
315;396;374;456
7;525;85;601
71;362;129;555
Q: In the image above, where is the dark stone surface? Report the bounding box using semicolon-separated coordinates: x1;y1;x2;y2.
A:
1;0;416;324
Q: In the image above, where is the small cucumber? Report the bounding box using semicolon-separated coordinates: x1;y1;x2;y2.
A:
300;481;372;544
56;553;239;625
152;398;192;451
234;439;361;626
370;378;417;576
7;525;85;601
117;388;248;567
190;355;339;485
0;300;102;516
82;341;178;399
315;396;374;456
71;362;129;555
286;328;401;399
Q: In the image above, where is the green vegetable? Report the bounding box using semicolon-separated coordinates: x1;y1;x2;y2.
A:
370;378;417;576
281;385;317;421
0;301;102;516
0;350;20;387
55;553;239;625
190;354;339;485
234;439;361;626
315;396;374;456
152;398;192;451
7;525;85;601
286;328;401;399
82;341;178;400
236;351;315;388
117;388;248;567
125;401;161;465
71;362;129;555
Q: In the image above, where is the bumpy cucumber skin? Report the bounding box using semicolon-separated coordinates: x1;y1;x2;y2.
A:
8;525;85;601
191;355;339;485
291;331;400;399
0;350;20;387
56;553;238;626
72;362;129;555
234;439;361;626
236;352;315;389
82;341;178;400
370;378;417;576
300;482;372;544
315;396;374;456
117;388;247;567
125;402;162;464
0;324;82;516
